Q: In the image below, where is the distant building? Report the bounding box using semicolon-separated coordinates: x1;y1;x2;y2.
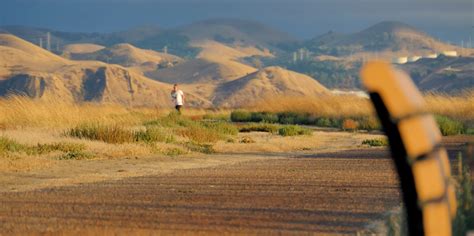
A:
408;56;422;62
424;53;438;59
441;51;458;57
392;56;408;64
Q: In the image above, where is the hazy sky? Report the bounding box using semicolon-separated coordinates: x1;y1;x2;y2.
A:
1;0;473;43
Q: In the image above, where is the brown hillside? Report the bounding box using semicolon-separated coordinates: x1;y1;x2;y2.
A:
0;34;209;107
214;66;329;107
69;43;183;67
147;40;260;85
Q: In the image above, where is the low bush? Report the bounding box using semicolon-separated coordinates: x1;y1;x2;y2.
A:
362;138;389;147
34;143;86;155
202;121;239;136
0;136;90;158
0;136;26;154
277;112;315;125
202;113;229;121
356;116;381;131
230;110;252;122
435;115;465;136
67;123;135;144
316;118;332;127
278;125;312;136
239;123;280;133
251;112;279;123
134;127;175;143
184;141;215;154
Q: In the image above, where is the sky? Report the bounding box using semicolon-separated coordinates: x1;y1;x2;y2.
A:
1;0;473;44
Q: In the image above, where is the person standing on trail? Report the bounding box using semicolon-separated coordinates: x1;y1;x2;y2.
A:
171;84;185;113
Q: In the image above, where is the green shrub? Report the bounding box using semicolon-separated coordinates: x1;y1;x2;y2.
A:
230;110;252;122
202;121;239;136
34;143;86;155
251;112;279;123
184;142;215;154
277;112;298;124
362;138;389;147
67;123;135;144
202;113;229;121
330;118;343;128
0;136;27;154
316;118;332;127
0;137;90;159
278;125;312;136
134;127;175;143
356;116;381;131
435;115;465;136
239;123;280;133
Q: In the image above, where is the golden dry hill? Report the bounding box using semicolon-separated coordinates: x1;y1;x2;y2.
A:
0;34;209;107
214;66;329;107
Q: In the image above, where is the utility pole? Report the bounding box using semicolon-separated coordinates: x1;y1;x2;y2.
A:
46;32;51;51
39;38;43;48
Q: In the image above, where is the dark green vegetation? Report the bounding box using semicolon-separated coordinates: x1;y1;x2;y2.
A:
231;111;472;136
278;125;312;136
435;115;466;136
362;138;389;147
238;123;280;133
231;110;381;131
0;137;91;160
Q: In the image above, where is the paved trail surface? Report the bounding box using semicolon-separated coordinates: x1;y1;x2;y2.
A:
0;149;407;235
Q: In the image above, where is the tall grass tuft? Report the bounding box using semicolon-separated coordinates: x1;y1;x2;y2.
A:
435;115;465;136
278;125;312;136
67;124;136;144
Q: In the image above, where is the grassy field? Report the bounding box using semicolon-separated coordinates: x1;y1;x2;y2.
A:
0;93;472;171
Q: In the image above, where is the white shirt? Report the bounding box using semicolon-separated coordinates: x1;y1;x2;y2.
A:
172;90;184;106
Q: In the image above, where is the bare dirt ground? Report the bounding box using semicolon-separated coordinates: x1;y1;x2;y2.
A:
0;136;471;235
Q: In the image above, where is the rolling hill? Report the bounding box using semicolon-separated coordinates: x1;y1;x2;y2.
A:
214;66;329;107
0;34;209;107
400;56;474;93
178;18;296;47
146;40;265;85
68;43;183;68
305;21;474;59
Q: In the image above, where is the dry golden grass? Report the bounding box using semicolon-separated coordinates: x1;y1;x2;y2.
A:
245;95;374;118
0;96;157;129
244;92;474;121
425;91;474;122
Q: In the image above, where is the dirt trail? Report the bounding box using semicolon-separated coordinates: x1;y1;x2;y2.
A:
0;149;402;235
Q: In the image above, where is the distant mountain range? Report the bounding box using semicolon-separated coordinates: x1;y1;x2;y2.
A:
0;19;473;106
